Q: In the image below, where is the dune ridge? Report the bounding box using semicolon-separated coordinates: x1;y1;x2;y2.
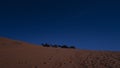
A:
0;37;120;68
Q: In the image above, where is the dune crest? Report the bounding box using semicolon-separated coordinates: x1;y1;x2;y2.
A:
0;37;120;68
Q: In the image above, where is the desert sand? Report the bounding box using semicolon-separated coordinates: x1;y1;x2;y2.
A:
0;37;120;68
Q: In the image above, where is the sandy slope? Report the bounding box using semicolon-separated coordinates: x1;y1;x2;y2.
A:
0;37;120;68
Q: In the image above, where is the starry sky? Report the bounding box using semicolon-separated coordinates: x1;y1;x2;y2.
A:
0;0;120;51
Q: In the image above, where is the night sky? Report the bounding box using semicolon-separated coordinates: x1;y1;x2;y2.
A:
0;0;120;51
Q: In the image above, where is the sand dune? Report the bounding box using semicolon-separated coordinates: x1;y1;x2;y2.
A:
0;37;120;68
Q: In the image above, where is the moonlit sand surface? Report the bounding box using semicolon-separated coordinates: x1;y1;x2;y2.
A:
0;38;120;68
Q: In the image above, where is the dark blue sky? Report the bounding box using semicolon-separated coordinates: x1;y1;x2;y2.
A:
0;0;120;51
